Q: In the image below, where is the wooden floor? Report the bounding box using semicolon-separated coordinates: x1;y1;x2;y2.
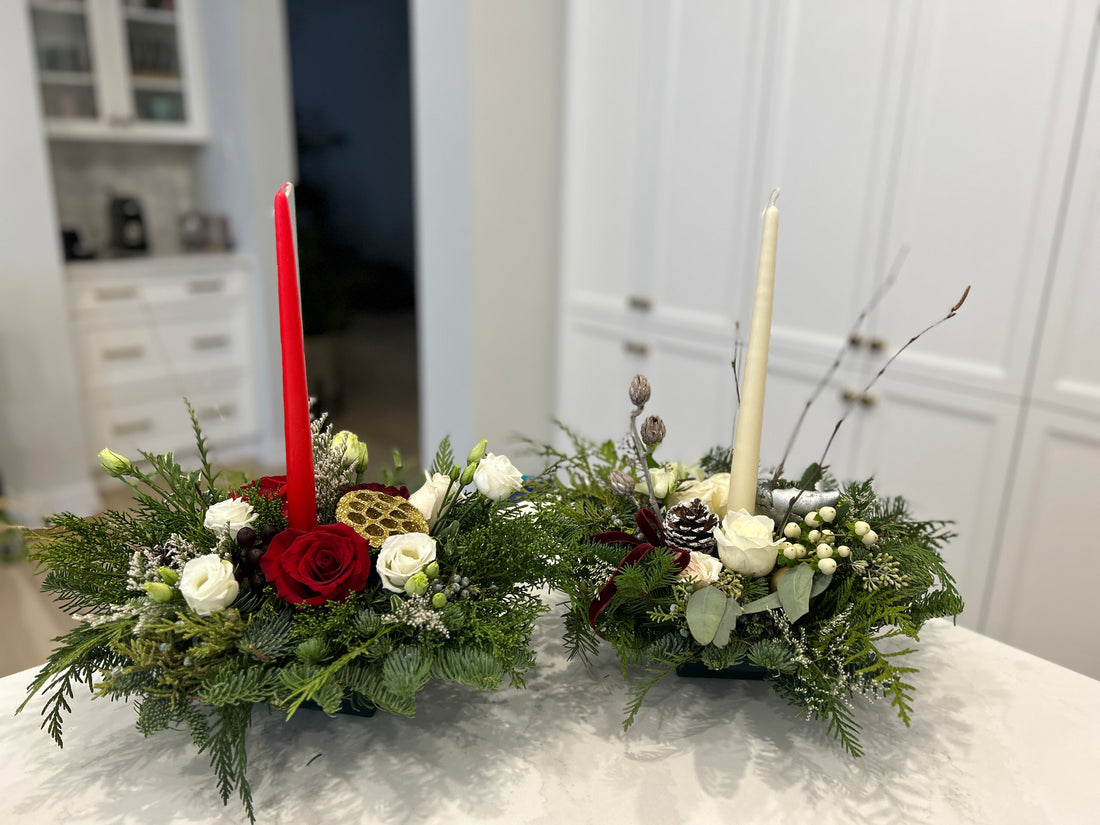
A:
0;309;419;680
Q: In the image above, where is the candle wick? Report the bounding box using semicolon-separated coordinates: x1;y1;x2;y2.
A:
764;187;781;214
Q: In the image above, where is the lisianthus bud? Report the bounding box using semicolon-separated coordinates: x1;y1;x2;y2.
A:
355;442;369;474
467;438;488;466
432;591;448;608
99;448;132;478
157;566;179;586
332;431;363;469
640;415;666;446
609;469;635;497
629;374;652;406
459;462;476;486
144;582;174;603
404;571;430;597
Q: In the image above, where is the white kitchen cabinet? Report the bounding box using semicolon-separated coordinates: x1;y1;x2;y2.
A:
66;255;259;472
28;0;208;143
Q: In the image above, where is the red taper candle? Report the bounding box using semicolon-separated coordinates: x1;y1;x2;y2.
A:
274;183;317;529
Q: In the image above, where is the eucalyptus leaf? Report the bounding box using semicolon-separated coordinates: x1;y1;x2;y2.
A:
685;586;727;645
711;598;743;648
811;571;834;598
777;563;814;622
741;591;782;614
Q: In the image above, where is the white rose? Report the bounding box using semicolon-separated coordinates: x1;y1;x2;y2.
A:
677;551;724;591
179;554;239;616
669;472;730;514
376;532;438;593
408;471;451;526
713;508;782;578
473;453;524;501
635;466;676;499
203;498;257;541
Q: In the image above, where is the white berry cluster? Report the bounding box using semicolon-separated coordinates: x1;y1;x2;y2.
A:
777;506;881;575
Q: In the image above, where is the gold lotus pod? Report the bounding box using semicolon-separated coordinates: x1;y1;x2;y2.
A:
335;489;428;543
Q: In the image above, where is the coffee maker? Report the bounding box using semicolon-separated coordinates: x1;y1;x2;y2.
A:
110;196;149;254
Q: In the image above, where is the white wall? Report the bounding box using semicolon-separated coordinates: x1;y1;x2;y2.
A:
0;2;99;523
412;0;563;468
197;0;297;466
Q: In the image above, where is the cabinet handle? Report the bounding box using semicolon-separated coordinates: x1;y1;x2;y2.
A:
187;278;224;294
111;418;153;436
628;295;653;311
624;340;650;356
848;332;865;348
842;388;878;406
94;286;138;302
869;336;887;351
102;344;146;361
192;334;230;351
859;392;878;407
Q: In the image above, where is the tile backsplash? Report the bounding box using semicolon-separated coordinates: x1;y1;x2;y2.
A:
49;142;200;258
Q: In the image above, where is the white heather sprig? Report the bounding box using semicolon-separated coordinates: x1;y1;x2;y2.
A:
312;416;358;518
382;595;451;639
126;533;203;593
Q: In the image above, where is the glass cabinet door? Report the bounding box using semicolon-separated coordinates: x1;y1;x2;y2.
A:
122;0;187;123
30;0;99;120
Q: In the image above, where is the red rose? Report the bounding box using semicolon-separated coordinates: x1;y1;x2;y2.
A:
260;523;372;606
236;475;289;505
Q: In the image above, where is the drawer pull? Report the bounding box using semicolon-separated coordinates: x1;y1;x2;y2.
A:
628;295;653;311
102;344;145;361
192;334;230;351
94;286;138;302
624;340;650;356
187;278;224;294
111;418;153;436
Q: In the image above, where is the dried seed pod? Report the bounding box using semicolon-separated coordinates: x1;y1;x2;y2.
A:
609;469;636;498
640;415;666;446
629;374;652;407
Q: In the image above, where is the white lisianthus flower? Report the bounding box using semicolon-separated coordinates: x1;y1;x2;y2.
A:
377;532;438;593
677;551;724;591
635;466;677;499
473;453;524;501
332;430;363;469
669;472;730;514
713;508;783;578
203;498;257;541
408;471;451;526
179;554;239;616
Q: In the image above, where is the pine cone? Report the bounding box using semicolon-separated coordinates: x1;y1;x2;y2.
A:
663;498;719;553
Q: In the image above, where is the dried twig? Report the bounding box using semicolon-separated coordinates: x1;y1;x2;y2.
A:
779;285;971;526
770;246;910;487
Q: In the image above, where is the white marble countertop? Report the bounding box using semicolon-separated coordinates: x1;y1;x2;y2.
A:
2;607;1097;825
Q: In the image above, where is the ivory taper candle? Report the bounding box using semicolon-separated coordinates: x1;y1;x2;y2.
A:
727;191;779;515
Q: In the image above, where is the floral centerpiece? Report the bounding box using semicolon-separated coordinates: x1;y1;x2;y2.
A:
530;194;966;755
16;185;554;823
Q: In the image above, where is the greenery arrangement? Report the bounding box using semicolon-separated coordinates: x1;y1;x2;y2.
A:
527;373;963;757
17;407;554;822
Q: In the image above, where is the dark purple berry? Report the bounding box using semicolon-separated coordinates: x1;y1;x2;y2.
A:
246;547;265;566
236;527;256;549
250;571;266;591
259;524;280;544
233;565;246;582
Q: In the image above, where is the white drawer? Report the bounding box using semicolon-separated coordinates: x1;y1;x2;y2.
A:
75;313;250;389
68;267;248;325
85;378;259;467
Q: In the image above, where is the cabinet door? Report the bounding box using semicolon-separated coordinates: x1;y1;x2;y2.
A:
983;407;1100;680
759;1;909;362
876;0;1096;398
560;0;668;313
853;376;1020;629
1031;33;1100;419
29;1;102;122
